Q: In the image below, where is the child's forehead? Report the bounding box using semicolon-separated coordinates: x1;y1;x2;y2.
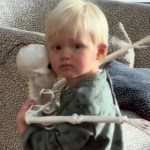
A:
50;29;93;42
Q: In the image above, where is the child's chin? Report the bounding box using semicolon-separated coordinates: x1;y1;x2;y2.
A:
60;73;77;79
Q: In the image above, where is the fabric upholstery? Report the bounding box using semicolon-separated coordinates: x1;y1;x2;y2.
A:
0;26;45;150
0;26;150;150
108;22;135;67
0;0;60;33
0;0;149;67
94;0;150;68
124;121;150;150
106;60;150;121
0;0;150;150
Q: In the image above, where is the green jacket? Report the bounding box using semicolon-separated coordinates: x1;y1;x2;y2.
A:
22;69;126;150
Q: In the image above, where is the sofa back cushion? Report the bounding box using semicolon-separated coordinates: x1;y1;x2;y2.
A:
95;1;150;68
0;0;149;67
0;27;45;150
0;0;60;32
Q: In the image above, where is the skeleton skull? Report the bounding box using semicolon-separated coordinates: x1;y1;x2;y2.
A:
16;44;57;89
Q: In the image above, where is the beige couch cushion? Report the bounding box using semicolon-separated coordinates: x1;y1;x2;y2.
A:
0;0;60;33
0;27;45;150
0;0;150;148
95;1;150;68
0;0;149;67
122;110;150;150
108;22;135;68
0;26;150;150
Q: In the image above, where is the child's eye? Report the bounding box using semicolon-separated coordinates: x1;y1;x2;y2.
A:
72;44;82;49
52;45;61;50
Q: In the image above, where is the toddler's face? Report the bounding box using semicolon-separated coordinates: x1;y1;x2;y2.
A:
47;30;100;79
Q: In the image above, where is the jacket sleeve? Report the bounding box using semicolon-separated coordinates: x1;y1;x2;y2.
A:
22;91;97;150
22;74;115;150
22;122;94;150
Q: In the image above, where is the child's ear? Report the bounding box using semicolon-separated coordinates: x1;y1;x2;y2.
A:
48;63;52;70
97;43;107;60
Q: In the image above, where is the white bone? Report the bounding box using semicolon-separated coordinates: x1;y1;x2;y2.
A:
16;44;58;103
25;113;128;125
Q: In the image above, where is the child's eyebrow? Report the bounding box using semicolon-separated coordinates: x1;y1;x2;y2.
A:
69;38;87;44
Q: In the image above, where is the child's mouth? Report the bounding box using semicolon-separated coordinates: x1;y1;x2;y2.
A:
60;64;73;69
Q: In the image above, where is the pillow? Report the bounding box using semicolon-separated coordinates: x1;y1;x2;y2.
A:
95;0;150;68
0;26;45;150
106;60;150;121
108;22;135;68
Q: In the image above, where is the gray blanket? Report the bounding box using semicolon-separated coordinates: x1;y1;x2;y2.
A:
106;60;150;121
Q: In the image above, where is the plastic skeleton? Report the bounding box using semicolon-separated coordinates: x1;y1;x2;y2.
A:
16;36;150;126
16;44;66;103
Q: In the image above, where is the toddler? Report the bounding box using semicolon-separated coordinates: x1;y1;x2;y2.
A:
17;0;126;149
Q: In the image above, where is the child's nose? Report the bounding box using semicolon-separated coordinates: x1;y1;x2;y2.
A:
61;48;71;59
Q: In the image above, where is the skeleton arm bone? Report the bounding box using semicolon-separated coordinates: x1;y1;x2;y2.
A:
103;35;150;64
25;110;128;125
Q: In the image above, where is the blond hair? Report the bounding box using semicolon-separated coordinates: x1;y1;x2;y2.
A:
45;0;109;45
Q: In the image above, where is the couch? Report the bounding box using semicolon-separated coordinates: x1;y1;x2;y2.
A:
0;0;150;150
